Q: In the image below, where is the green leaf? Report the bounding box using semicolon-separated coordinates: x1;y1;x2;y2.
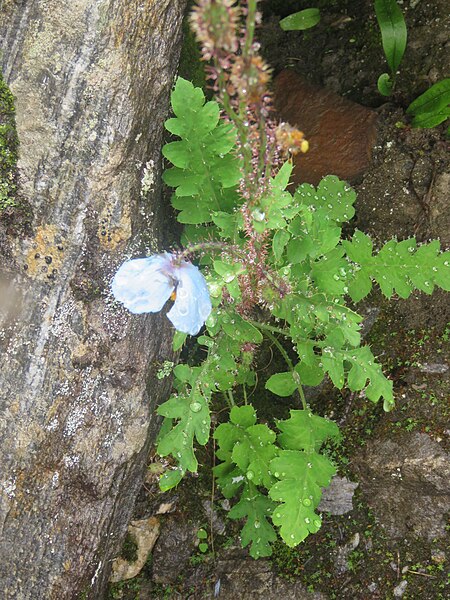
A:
230;405;257;428
228;482;277;558
277;410;340;452
296;358;325;387
410;107;450;129
406;79;450;117
198;543;209;553
265;372;297;397
342;230;373;263
163;78;240;227
214;405;278;488
345;346;394;409
272;229;291;261
280;8;320;31
159;468;184;492
170;78;205;119
172;331;187;351
377;73;394;97
313;176;357;223
222;312;263;344
157;390;210;472
344;234;448;301
374;0;407;73
269;450;336;546
272;161;293;190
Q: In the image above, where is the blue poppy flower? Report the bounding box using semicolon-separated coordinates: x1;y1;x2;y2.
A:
111;252;212;336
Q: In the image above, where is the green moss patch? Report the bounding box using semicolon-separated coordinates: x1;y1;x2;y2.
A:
0;72;18;211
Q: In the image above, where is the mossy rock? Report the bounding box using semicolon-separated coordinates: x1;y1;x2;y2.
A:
0;72;18;211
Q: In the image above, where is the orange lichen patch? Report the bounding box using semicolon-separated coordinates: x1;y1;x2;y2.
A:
273;70;378;186
25;224;65;279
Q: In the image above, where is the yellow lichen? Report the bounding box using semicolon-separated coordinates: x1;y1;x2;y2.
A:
25;224;65;279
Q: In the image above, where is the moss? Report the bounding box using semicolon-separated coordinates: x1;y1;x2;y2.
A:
178;3;206;91
120;532;139;563
0;71;18;211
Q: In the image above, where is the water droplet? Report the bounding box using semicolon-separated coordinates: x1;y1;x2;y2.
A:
190;401;202;413
254;520;260;529
303;498;312;506
246;470;255;480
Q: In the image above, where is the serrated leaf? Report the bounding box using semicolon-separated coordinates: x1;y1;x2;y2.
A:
215;405;277;488
345;346;394;407
265;372;297;397
277;410;340;452
374;0;407;73
269;450;336;546
157;391;210;472
345;235;448;301
171;77;205;118
228;482;277;558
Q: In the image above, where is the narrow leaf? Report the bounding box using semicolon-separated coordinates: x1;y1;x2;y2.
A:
374;0;407;73
280;9;320;31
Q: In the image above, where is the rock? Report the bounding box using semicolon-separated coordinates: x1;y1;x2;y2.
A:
110;517;160;583
419;362;448;374
354;433;450;540
205;550;327;599
393;580;408;598
273;70;378;186
202;499;227;535
151;516;198;584
0;0;186;596
318;476;359;515
334;532;360;575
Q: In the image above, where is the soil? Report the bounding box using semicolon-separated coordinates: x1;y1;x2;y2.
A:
107;1;449;599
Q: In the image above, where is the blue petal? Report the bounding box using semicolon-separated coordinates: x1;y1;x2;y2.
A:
167;262;212;335
111;255;174;314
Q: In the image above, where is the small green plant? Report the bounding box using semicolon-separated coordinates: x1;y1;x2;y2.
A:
196;527;209;553
406;78;450;132
112;0;450;560
374;0;407;96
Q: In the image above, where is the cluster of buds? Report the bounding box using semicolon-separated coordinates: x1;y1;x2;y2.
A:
275;122;309;156
189;0;240;61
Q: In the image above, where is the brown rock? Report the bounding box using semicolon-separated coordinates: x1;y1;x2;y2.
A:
273;70;378;186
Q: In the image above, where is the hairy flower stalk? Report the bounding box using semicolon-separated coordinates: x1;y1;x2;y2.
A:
191;0;302;313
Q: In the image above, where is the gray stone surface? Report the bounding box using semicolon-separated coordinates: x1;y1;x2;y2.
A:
355;433;450;540
0;1;187;597
318;476;359;515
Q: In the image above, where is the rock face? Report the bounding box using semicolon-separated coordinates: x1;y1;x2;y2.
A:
0;1;187;598
354;433;450;540
273;70;378;186
206;550;327;600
